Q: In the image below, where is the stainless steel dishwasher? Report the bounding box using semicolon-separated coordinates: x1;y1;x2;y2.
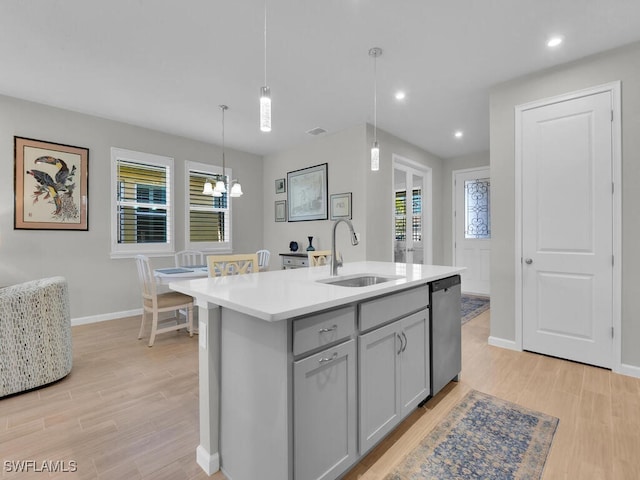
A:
430;275;462;397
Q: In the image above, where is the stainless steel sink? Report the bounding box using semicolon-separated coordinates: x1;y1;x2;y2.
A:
318;274;403;287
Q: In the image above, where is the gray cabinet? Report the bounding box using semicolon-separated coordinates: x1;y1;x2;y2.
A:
358;321;401;453
399;310;430;416
292;285;432;477
358;301;430;454
293;339;357;480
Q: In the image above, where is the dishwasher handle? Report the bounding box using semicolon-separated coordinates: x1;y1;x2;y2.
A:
431;275;461;293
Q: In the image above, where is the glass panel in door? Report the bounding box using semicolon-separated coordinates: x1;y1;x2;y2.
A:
394;168;424;264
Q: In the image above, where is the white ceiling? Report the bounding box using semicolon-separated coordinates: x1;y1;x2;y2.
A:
2;1;640;159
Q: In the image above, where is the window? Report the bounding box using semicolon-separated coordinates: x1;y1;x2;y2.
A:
464;178;491;239
185;161;232;252
395;188;422;242
110;148;174;258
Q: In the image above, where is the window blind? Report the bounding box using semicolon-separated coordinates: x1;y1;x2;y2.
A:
116;160;169;244
188;171;229;244
395;189;422;242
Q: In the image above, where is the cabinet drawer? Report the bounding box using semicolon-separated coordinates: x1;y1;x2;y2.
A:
293;306;356;356
283;257;308;267
359;285;429;332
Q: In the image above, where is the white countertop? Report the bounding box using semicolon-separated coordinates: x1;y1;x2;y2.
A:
169;261;464;322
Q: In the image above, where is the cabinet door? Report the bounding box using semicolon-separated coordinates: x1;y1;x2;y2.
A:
399;309;430;416
358;322;401;454
294;339;357;480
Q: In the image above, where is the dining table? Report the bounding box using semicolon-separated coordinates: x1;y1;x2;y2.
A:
154;265;209;285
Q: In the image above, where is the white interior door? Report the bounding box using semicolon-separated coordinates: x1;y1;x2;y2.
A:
454;168;491;295
393;163;428;264
520;90;613;368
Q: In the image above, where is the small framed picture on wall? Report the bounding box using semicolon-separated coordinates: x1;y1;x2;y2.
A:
330;192;352;220
275;178;286;194
275;200;287;222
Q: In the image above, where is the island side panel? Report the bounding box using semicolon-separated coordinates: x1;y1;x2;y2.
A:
220;308;291;480
196;302;221;475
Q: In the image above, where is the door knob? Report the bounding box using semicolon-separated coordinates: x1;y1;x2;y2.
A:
524;258;533;264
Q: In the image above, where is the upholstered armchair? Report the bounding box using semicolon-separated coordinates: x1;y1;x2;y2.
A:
0;276;73;397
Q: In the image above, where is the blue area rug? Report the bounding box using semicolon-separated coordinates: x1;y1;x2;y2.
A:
385;390;558;480
461;294;490;325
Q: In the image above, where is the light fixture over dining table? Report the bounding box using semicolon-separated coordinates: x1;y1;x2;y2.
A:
202;105;243;198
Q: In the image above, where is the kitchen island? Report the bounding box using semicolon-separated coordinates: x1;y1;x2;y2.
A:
169;261;464;479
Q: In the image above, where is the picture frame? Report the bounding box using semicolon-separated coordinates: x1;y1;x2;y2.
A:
275;178;286;193
14;136;89;231
275;200;287;222
287;163;328;222
330;192;352;220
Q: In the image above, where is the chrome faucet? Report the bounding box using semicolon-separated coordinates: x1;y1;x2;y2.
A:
330;219;359;276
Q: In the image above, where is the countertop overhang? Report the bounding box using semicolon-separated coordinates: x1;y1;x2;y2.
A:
169;261;465;322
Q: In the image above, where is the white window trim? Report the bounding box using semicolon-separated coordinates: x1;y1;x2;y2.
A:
185;160;233;253
110;147;175;259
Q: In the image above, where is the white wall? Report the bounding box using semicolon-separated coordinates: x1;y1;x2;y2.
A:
490;41;640;368
262;123;448;269
0;95;263;321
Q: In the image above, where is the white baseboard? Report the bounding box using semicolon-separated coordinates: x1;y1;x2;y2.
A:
196;445;220;476
71;308;142;326
616;362;640;379
488;336;519;351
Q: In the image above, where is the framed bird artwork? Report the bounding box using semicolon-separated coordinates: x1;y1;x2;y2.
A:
14;136;89;230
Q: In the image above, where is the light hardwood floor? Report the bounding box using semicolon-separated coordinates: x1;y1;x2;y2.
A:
1;311;639;479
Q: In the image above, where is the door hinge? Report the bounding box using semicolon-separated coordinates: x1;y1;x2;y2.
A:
611;326;614;338
612;182;615;194
612;255;614;266
611;110;614;122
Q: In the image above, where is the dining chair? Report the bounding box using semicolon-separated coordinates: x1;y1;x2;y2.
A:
175;250;205;267
308;250;332;266
256;249;271;271
135;255;194;347
207;254;259;276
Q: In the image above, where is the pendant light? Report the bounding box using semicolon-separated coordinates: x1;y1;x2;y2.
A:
369;47;382;171
202;105;243;198
260;0;271;132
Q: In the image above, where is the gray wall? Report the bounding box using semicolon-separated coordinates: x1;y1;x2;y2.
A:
262;123;448;268
441;151;490;265
490;41;640;368
262;124;367;263
0;95;263;321
364;124;446;264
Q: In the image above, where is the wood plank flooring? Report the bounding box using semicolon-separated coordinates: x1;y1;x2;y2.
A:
1;311;639;479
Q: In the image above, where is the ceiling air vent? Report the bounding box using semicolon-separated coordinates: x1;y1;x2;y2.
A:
306;127;327;136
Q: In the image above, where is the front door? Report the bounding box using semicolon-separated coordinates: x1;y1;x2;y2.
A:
520;90;613;368
454;168;491;295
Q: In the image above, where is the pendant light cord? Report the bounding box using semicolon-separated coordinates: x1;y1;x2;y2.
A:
373;53;377;144
264;0;267;86
221;105;226;185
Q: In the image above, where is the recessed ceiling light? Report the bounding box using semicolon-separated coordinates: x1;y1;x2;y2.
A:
395;91;406;100
454;130;463;139
547;36;564;48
